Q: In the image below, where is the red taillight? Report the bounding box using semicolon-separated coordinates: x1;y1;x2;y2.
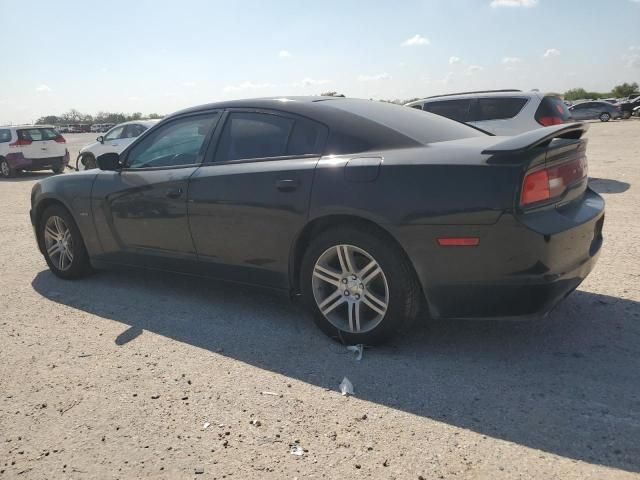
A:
55;135;66;143
520;156;587;207
437;237;480;247
537;116;564;127
9;138;32;147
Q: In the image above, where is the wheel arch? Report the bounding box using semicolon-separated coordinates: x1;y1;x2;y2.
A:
288;214;426;306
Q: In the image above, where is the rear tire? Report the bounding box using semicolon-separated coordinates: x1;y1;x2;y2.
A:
38;205;92;279
622;111;632;120
52;166;65;174
300;225;421;345
1;158;15;178
599;112;610;122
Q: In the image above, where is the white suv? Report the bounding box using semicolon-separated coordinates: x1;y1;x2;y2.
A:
0;125;69;178
77;120;159;169
405;90;573;136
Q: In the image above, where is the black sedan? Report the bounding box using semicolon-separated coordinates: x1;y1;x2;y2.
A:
30;97;604;344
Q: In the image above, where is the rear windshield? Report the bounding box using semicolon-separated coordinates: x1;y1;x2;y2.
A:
17;128;60;141
535;96;572;122
328;99;485;144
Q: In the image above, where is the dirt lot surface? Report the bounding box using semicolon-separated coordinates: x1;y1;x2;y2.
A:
1;122;639;479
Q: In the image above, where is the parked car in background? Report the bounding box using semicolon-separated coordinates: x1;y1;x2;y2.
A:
405;90;573;135
0;125;69;178
618;97;640;119
30;97;603;344
100;123;115;132
569;101;621;122
90;124;102;133
77;120;160;169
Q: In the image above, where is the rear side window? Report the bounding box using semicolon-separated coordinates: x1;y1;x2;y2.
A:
470;97;528;121
423;99;471;122
215;112;294;162
0;129;11;143
18;128;60;141
535;96;572;124
287;118;327;156
123;124;147;139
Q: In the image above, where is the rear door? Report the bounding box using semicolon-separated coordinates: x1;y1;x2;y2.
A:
91;112;221;268
17;128;65;159
466;96;529;135
187;110;328;289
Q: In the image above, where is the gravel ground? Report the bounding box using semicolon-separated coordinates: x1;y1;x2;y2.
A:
1;121;639;479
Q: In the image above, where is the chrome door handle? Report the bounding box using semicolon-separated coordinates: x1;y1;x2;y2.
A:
166;187;183;199
275;179;298;192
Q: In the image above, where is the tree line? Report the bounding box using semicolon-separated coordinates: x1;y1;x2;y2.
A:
563;82;639;102
36;109;163;126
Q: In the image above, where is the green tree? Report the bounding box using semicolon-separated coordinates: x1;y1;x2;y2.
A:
611;82;639;98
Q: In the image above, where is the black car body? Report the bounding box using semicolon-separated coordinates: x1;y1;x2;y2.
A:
30;97;604;344
619;97;640;119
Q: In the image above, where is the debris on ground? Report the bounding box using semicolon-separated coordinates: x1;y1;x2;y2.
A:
346;344;364;361
339;377;354;396
289;445;304;456
261;391;281;397
202;422;211;430
249;419;262;427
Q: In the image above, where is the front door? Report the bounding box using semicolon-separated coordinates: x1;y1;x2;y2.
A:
187;110;328;289
91;112;221;268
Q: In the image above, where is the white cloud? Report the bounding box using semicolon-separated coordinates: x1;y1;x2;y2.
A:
401;34;430;47
443;72;455;85
128;96;141;101
490;0;537;7
543;48;561;58
624;53;640;69
35;84;51;92
301;78;329;86
223;81;276;93
502;56;522;64
182;81;196;87
278;50;292;58
467;65;484;74
357;72;391;81
449;56;461;65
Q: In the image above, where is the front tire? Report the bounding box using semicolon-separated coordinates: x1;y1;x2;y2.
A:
79;153;96;170
301;226;421;345
39;205;92;279
1;158;15;178
599;112;611;122
52;166;65;174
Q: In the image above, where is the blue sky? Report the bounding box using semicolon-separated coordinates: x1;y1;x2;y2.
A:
1;0;639;124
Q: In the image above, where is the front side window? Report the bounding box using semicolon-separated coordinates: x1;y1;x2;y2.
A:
423;99;471;122
215;112;294;162
123;124;147;139
471;97;528;121
126;113;219;169
105;126;124;141
0;129;12;143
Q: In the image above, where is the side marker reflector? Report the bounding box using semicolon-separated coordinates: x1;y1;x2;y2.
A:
437;237;480;247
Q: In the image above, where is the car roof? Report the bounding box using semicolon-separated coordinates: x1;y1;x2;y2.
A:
0;124;56;129
112;119;161;127
405;90;549;106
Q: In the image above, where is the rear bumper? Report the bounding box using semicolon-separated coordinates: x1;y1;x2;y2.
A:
395;188;605;320
6;151;69;171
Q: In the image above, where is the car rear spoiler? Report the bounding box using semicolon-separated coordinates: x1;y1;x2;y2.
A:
482;122;588;154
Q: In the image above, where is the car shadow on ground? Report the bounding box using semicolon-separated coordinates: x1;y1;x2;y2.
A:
589;178;631;194
1;171;56;183
31;268;640;473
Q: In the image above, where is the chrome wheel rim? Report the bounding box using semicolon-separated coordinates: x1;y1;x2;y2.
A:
44;216;74;271
1;161;9;177
312;244;389;333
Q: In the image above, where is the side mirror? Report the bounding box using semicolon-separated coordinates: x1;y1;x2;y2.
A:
97;152;121;171
96;136;104;143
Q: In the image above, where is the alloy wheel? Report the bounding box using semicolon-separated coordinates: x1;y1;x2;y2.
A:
44;216;74;271
311;244;389;333
1;161;9;177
